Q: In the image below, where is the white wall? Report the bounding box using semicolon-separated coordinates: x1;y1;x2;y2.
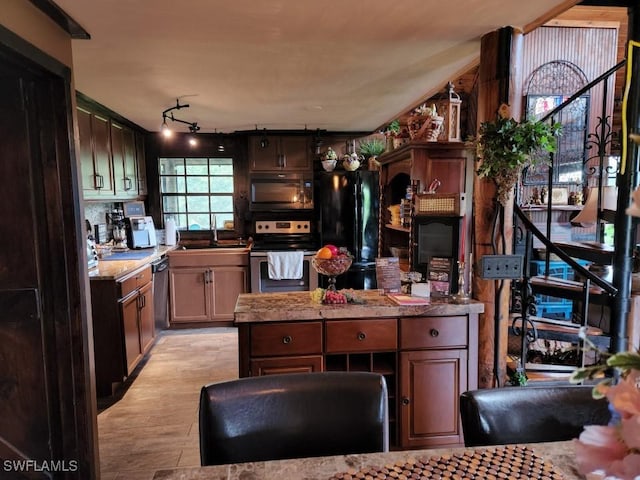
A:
0;0;73;67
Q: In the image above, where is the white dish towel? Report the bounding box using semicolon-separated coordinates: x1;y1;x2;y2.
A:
267;251;304;280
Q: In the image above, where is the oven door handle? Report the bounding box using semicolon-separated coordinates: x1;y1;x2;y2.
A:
250;251;315;257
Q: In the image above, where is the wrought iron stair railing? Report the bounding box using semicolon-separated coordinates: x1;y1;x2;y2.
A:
510;59;627;380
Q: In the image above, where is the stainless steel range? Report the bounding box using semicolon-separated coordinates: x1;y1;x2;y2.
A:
249;220;318;293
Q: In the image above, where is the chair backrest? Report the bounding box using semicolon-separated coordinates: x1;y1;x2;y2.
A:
199;371;389;466
460;385;610;447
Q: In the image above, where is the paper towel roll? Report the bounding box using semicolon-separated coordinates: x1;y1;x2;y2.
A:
165;219;177;246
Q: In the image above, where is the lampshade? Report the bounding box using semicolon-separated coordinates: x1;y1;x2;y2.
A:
571;185;617;226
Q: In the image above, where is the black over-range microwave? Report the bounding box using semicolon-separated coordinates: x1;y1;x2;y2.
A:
249;172;314;211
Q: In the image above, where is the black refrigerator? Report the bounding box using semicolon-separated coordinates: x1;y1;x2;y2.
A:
315;170;380;290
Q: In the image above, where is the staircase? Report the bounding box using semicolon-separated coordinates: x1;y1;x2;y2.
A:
507;59;635;384
510;210;618;382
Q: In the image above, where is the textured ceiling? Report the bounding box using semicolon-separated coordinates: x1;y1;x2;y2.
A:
55;0;579;134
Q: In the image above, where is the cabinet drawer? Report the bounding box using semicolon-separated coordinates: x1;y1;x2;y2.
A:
251;322;322;357
325;319;397;353
399;316;468;350
119;265;152;298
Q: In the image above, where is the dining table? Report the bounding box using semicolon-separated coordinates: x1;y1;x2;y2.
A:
152;440;583;479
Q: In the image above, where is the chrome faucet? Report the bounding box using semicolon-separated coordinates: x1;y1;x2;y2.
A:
211;214;218;243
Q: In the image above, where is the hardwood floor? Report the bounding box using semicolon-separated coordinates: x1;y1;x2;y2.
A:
97;327;239;480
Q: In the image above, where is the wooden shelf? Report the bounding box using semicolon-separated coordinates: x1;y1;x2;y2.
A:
519;205;582;212
385;223;410;233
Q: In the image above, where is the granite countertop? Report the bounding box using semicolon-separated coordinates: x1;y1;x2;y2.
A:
152;441;580;480
88;245;178;280
234;290;484;323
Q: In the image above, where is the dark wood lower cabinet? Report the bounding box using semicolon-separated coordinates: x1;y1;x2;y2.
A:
237;311;479;449
400;349;467;448
91;265;155;396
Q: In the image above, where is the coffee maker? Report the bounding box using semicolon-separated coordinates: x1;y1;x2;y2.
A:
106;208;128;250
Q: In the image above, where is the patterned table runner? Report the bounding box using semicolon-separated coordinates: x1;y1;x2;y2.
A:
329;445;564;479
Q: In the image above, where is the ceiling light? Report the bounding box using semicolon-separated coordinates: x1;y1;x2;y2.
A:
161;119;172;138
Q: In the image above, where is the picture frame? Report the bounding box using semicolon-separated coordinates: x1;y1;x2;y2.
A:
551;187;569;205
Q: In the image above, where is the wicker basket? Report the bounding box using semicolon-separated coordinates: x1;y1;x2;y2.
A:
407;115;444;142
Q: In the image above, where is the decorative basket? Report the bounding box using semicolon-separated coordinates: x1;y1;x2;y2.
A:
407;115;445;142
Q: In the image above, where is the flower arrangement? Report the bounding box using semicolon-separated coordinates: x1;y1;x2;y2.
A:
473;104;562;206
570;331;640;479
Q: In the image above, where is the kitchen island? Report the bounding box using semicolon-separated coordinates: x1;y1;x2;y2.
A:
153;441;580;480
234;290;484;449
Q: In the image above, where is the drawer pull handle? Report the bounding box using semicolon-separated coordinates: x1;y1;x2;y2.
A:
357;331;366;341
402;397;410;405
282;335;293;344
430;328;439;337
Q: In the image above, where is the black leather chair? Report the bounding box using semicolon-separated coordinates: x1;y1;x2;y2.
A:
199;371;389;466
460;385;610;447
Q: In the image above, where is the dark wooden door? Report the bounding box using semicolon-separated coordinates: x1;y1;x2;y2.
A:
0;45;97;478
399;350;467;448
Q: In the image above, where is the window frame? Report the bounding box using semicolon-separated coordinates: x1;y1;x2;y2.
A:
159;157;234;231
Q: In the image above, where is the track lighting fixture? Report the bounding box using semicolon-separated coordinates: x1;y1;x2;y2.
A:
313;128;323;155
259;127;269;148
161;99;200;143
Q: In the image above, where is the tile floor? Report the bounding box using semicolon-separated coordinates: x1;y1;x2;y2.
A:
97;327;239;480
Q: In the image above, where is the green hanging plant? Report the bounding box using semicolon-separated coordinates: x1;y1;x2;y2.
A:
474;104;562;206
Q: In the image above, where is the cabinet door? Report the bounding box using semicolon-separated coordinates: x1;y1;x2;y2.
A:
121;292;142;375
250;355;323;376
78;109;114;198
135;131;147;195
169;267;210;323
427;158;465;193
78;107;97;197
91;113;115;195
111;122;139;198
249;135;280;170
281;136;311;170
210;266;247;321
249;136;311;171
111;123;139;198
399;349;467;448
138;281;154;354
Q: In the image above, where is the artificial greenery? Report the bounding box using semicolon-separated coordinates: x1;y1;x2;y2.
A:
358;137;386;158
384;119;401;137
474;105;562;206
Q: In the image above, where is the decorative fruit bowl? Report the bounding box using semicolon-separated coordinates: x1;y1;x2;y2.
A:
311;255;352;290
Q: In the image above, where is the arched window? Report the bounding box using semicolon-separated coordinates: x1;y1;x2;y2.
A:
522;60;589;185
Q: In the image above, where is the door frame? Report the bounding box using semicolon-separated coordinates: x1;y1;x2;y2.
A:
0;23;99;478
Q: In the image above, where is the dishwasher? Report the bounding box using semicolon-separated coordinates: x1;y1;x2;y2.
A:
151;256;170;332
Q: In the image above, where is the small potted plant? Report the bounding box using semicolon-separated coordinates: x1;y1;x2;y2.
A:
383;120;400;150
473;104;562;206
321;147;338;171
358;137;386;170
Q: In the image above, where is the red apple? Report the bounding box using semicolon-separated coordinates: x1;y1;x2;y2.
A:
324;244;339;257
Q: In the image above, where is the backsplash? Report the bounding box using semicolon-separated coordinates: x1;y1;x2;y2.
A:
84;202;115;228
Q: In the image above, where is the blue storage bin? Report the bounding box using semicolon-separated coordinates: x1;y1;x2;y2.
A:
529;259;590;319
